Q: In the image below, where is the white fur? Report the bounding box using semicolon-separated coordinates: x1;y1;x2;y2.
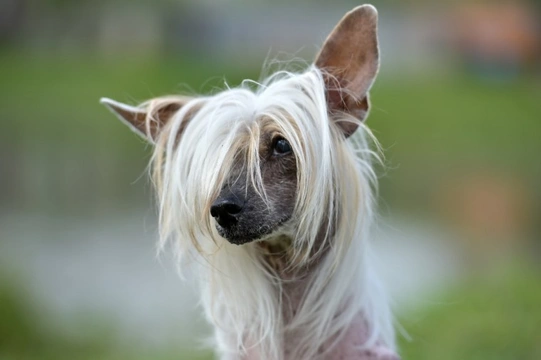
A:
149;67;395;359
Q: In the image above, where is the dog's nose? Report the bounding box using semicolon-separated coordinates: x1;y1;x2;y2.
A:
210;198;243;228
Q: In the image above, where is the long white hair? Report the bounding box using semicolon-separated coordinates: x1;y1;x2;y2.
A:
148;66;395;359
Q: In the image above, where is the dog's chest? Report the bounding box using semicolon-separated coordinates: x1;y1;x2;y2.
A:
243;311;398;360
253;239;399;360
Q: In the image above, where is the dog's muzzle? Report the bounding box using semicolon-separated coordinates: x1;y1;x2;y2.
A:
211;184;289;245
210;193;257;245
210;191;278;245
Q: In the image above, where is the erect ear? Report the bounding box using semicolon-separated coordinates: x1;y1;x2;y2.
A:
100;96;194;143
315;5;380;137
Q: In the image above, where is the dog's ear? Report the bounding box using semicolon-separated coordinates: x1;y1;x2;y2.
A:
315;5;379;137
100;96;193;142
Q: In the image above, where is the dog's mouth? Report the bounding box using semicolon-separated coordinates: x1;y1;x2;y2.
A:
215;218;290;245
216;225;271;245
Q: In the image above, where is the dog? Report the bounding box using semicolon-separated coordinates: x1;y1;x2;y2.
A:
100;5;399;360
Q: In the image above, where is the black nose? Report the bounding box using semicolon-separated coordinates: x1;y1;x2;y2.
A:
210;197;243;228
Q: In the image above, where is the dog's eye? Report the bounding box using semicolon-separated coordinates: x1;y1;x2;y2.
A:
273;138;292;155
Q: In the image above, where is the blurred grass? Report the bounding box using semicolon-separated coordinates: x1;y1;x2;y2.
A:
2;52;539;161
0;52;259;153
2;264;540;359
367;73;541;216
398;264;541;360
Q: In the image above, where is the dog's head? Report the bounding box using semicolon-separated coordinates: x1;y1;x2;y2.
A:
101;6;380;253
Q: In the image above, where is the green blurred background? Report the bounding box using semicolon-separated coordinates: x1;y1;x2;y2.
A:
1;0;540;359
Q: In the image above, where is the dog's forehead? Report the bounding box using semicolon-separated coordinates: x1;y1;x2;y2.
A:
176;81;309;163
257;116;289;138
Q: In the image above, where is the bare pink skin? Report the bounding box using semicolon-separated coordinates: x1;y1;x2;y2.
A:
243;296;399;360
319;314;400;360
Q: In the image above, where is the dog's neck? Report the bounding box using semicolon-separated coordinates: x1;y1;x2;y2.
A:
256;236;322;354
257;236;295;273
256;235;326;284
257;235;314;313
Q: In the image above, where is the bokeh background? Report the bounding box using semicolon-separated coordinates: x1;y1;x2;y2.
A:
1;0;540;359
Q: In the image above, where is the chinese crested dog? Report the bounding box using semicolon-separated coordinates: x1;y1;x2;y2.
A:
101;5;399;360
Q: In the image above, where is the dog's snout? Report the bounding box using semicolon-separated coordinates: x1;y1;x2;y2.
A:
210;197;243;228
